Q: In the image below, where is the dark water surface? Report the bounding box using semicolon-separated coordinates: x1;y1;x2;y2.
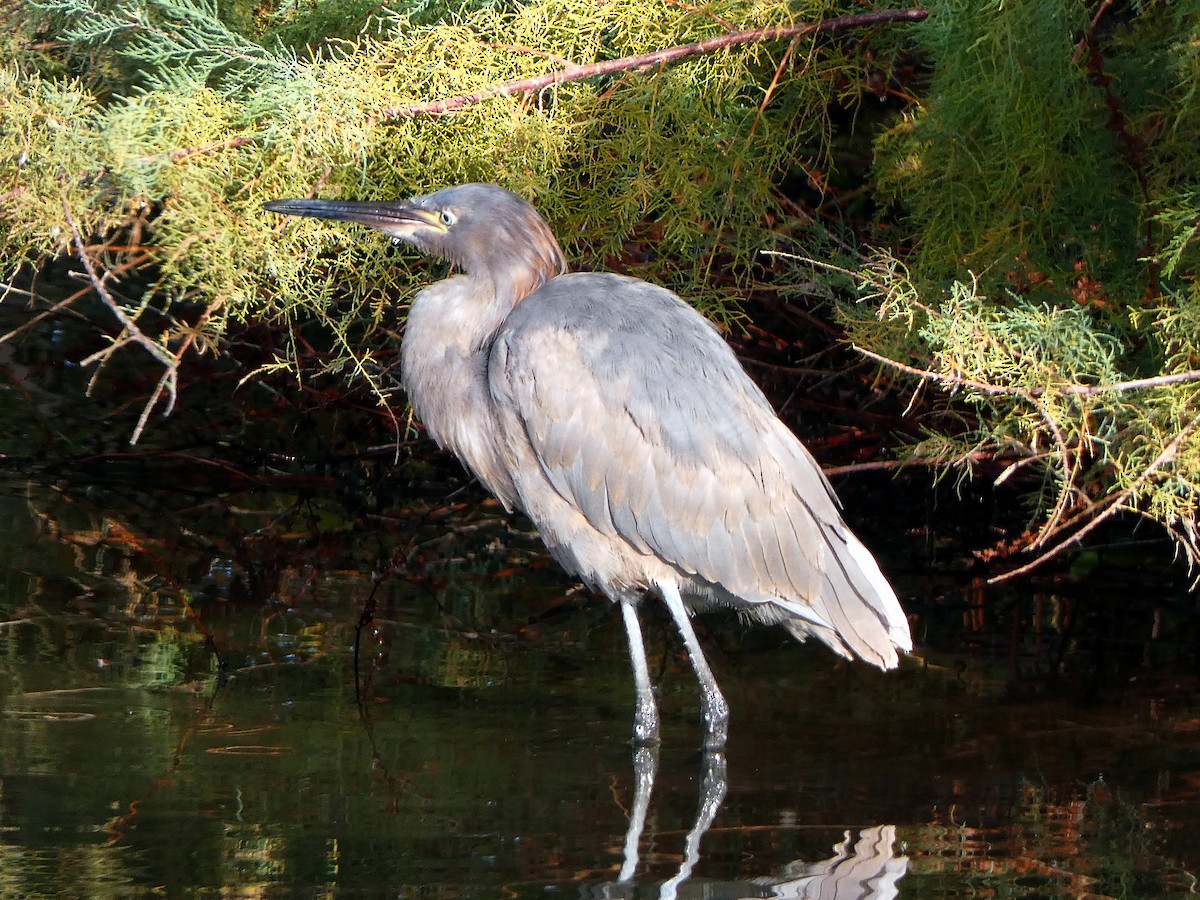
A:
1;476;1199;900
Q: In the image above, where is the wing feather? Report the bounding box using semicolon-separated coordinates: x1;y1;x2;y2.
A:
487;272;910;668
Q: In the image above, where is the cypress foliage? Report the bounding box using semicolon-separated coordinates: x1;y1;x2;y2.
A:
851;0;1200;572
5;0;1200;571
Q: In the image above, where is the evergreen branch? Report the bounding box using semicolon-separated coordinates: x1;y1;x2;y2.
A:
30;0;292;91
379;7;929;119
858;347;1088;551
989;414;1200;584
168;136;254;162
856;346;1200;397
855;346;1034;397
862;339;1200;578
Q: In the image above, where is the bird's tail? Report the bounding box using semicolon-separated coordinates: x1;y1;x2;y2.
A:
779;521;911;670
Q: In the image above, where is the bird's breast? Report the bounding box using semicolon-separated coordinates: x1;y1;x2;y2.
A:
400;282;520;509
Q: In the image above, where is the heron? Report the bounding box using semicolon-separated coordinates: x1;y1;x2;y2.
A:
264;183;911;749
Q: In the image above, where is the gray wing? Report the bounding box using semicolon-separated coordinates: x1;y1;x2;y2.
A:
488;273;910;668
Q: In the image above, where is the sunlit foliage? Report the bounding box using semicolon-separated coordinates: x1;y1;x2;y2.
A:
849;0;1200;571
6;0;1200;572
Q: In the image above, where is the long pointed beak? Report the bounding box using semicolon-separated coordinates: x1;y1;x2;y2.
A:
263;199;436;232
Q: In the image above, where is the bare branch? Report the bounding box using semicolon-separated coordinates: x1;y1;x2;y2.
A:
822;451;996;477
855;346;1031;397
989;415;1200;584
63;198;180;443
1062;369;1200;395
857;345;1200;398
379;8;929;120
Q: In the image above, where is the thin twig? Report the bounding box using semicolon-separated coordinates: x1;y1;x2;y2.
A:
989;415;1200;584
823;451;996;477
1022;478;1127;551
1061;368;1200;395
857;346;1200;397
131;366;176;445
662;0;735;32
0;250;157;348
168;135;254;163
1027;397;1080;550
379;8;929;119
480;41;573;68
63;198;180;443
64;202;174;369
855;347;1029;396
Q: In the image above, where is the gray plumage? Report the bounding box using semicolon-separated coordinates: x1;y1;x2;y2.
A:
264;182;911;748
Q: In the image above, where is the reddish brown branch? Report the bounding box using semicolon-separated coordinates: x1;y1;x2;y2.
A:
1075;2;1159;295
169;136;254;163
379;8;928;120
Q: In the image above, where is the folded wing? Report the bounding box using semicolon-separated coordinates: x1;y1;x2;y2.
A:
489;273;911;668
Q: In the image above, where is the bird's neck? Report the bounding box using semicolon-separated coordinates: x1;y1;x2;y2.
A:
406;274;511;358
497;257;564;309
400;274;521;507
468;229;566;311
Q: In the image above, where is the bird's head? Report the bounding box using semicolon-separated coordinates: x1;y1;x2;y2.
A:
265;183;567;301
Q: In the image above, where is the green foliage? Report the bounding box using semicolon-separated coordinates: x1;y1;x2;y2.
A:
842;257;1200;552
265;0;410;49
28;0;295;94
873;0;1138;295
2;0;876;398
9;0;1200;571
848;0;1200;564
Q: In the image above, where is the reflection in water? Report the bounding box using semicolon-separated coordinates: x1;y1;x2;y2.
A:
618;746;660;882
1;482;1200;896
754;826;907;899
607;745;904;899
657;751;727;899
615;749;730;898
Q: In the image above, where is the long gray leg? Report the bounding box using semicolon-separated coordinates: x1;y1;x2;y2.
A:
620;600;660;745
656;580;729;749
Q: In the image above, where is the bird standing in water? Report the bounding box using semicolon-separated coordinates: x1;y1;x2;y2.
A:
265;183;911;748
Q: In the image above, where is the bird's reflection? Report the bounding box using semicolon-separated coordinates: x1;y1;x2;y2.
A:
750;824;908;899
615;748;727;895
599;749;906;900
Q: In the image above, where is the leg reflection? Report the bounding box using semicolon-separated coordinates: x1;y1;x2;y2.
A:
615;747;729;898
658;751;727;900
617;745;659;883
605;754;905;899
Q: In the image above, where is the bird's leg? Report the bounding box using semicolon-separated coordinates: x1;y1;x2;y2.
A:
620;601;660;745
656;580;729;750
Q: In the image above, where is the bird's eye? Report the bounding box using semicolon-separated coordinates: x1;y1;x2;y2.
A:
439;210;456;227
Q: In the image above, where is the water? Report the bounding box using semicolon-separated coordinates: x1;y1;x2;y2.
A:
1;478;1198;899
